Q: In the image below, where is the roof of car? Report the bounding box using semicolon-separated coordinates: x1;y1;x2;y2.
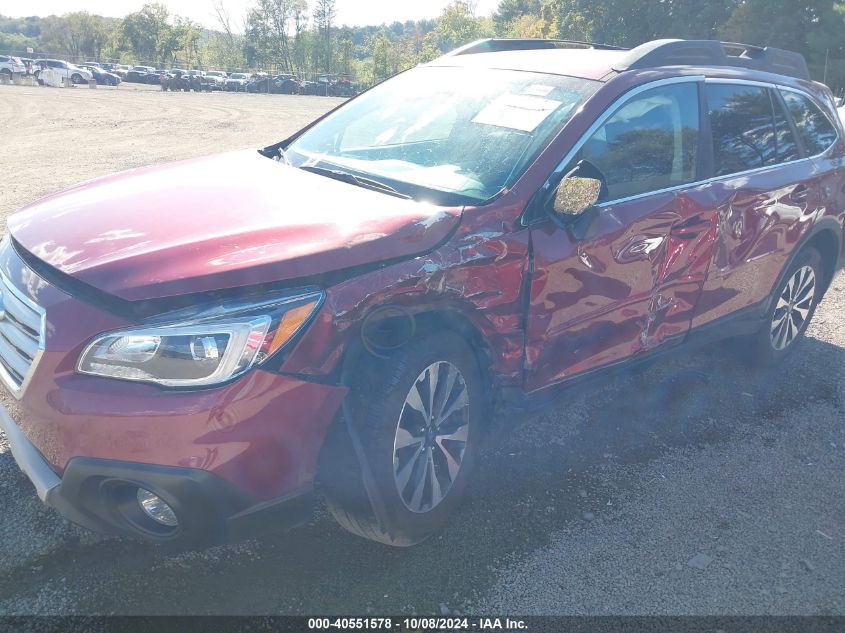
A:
428;49;625;81
428;39;812;83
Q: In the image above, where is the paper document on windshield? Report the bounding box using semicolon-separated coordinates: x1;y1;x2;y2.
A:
472;94;562;133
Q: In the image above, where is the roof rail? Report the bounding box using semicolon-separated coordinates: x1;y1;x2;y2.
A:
445;38;627;57
612;39;810;81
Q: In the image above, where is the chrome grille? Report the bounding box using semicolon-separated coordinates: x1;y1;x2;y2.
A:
0;272;45;395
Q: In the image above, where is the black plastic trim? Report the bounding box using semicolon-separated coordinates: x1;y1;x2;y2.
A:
46;457;313;546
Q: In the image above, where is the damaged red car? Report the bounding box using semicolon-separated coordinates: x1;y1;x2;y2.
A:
2;38;844;548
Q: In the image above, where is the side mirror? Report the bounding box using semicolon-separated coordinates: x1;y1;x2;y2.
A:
552;176;603;218
546;160;607;241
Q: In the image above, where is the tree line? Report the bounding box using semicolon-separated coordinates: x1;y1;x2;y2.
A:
1;0;843;88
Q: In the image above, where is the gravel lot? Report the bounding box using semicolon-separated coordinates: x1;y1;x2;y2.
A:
0;82;843;616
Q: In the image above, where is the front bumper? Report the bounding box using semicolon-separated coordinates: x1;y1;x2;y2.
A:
1;405;314;545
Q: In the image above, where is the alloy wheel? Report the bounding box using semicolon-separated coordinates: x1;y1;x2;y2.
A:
393;361;470;513
770;265;816;351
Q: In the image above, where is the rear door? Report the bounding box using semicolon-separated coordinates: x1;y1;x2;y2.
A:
526;78;717;390
690;81;831;328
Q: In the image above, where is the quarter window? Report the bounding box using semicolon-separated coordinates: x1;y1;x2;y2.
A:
706;84;777;176
570;82;700;202
780;90;838;156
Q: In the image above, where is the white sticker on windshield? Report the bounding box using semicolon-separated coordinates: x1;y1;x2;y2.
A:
472;94;562;133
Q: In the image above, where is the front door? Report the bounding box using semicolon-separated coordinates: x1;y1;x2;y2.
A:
525;79;716;391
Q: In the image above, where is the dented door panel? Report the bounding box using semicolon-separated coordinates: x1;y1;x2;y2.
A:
690;162;820;329
525;189;716;391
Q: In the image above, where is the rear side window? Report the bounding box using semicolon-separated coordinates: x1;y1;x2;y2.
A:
706;84;777;176
573;82;700;201
780;90;838;156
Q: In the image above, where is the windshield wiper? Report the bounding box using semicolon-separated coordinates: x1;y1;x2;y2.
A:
299;165;412;200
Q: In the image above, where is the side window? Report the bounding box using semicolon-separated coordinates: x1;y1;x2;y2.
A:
780;90;838;156
771;90;801;162
706;83;777;176
571;82;700;201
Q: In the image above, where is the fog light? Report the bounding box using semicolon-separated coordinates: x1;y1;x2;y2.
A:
136;489;179;527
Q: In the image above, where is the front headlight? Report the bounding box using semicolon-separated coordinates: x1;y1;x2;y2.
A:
77;290;322;387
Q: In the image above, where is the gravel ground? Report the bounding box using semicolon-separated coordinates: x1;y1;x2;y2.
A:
0;82;843;616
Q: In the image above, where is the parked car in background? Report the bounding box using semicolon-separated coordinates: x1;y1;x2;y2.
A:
303;75;332;96
331;76;358;97
126;66;156;83
2;38;843;551
246;74;301;94
224;72;252;92
80;65;121;86
33;59;93;85
166;70;191;91
189;73;215;92
276;74;302;94
204;71;227;90
143;69;168;85
100;63;125;78
112;64;131;78
0;55;26;80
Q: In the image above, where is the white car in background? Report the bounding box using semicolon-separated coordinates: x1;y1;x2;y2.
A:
33;59;93;85
204;70;227;90
224;72;252;91
0;55;26;80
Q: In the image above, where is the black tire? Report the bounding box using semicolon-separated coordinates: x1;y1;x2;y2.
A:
71;73;83;84
321;332;485;546
745;246;824;368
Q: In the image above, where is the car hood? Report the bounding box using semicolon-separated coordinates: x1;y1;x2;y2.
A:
8;150;461;301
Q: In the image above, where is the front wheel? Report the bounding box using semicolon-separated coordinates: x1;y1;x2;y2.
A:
321;332;485;546
745;246;823;367
71;73;83;84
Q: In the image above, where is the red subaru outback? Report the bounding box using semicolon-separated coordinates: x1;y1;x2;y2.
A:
2;39;844;547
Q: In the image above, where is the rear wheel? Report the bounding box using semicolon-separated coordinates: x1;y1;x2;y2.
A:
746;247;823;367
321;332;484;546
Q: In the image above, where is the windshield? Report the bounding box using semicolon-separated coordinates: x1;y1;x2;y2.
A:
286;66;599;204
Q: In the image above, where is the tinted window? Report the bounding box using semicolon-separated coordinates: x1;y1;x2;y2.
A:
780;90;838;155
706;84;777;176
571;82;700;201
772;91;801;162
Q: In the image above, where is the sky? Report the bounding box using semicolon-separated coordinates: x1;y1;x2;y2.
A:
2;0;501;30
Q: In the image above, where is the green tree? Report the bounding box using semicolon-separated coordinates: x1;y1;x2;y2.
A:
493;0;542;35
313;0;337;73
435;1;494;51
243;0;304;71
120;4;169;63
